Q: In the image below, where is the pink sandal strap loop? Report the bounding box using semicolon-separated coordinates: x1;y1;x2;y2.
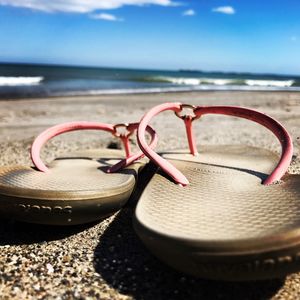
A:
194;106;293;185
138;102;190;186
31;121;157;173
137;103;293;186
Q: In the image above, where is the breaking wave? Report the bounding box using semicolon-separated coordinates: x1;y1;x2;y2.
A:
138;76;295;88
245;79;294;87
0;76;44;86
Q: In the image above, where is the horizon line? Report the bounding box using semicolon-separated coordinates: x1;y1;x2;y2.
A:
1;60;300;78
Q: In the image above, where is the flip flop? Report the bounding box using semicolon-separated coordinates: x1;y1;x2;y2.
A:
134;102;300;280
0;121;156;225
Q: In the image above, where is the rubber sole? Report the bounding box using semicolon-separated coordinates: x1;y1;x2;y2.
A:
0;149;143;225
133;145;300;280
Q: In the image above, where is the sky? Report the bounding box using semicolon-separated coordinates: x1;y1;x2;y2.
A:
0;0;299;74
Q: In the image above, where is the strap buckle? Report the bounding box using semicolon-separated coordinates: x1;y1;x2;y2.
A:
112;123;135;138
174;104;199;121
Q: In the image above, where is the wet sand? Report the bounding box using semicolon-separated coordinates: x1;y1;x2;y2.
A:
0;91;300;299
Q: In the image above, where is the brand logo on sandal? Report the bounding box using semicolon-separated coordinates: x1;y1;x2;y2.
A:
192;252;300;274
16;204;72;214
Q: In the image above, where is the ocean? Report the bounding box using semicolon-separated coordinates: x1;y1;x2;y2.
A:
0;63;300;99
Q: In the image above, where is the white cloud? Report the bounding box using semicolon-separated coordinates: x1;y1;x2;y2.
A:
183;9;195;16
90;13;123;21
212;6;235;15
0;0;179;13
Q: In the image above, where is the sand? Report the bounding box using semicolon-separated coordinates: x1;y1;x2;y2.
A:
0;91;299;299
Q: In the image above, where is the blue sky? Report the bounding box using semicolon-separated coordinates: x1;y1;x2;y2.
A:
0;0;299;74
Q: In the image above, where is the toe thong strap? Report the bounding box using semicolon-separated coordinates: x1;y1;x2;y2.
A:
31;121;157;172
137;103;293;186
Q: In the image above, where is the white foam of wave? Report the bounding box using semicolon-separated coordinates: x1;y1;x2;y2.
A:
59;84;300;97
154;76;295;88
245;80;294;87
0;76;44;86
158;77;200;85
159;77;234;86
202;78;234;85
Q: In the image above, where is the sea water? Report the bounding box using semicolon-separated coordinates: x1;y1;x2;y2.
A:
0;63;299;99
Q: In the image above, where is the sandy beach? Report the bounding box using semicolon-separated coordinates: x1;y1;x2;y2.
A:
0;91;300;299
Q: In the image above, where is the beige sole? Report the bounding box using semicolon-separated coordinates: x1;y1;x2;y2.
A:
0;149;143;225
133;145;300;280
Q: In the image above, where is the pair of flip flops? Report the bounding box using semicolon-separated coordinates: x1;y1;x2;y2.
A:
0;102;299;281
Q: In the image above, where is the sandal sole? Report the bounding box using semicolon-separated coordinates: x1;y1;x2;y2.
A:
0;149;143;225
133;145;300;280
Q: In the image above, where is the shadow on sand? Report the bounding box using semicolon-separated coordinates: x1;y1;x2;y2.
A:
0;218;96;245
93;164;285;300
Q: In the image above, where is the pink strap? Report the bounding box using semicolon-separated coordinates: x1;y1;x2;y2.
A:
31;121;157;173
137;103;293;186
108;122;157;173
